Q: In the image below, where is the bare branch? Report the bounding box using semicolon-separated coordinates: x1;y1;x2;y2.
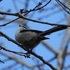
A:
0;59;4;63
20;0;51;15
0;11;70;26
0;18;19;27
31;51;56;70
0;32;56;70
42;41;57;54
56;0;70;14
0;52;34;69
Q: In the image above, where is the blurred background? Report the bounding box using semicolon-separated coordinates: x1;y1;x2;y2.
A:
0;0;70;70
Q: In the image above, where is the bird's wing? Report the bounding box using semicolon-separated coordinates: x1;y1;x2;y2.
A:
20;30;44;33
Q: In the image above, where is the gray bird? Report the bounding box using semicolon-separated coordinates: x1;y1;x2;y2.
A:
15;25;67;51
15;26;49;50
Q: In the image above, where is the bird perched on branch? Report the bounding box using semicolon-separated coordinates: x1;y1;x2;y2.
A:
15;25;67;51
15;26;49;50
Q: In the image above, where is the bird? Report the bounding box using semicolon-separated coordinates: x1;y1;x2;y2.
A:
15;25;68;51
15;25;49;51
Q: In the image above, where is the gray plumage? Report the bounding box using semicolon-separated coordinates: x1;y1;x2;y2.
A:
15;26;48;50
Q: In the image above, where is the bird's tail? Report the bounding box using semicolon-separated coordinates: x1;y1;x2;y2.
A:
40;25;68;36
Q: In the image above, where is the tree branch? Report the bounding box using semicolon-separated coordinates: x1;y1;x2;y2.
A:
0;31;56;70
0;11;70;26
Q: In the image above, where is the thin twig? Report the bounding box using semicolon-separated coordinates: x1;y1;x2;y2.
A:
0;11;70;26
33;0;51;10
0;59;4;63
0;46;56;70
0;46;26;56
0;31;26;50
0;31;56;70
31;51;56;70
0;18;19;27
42;41;57;54
21;0;51;14
56;0;70;14
61;43;68;69
56;0;70;10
